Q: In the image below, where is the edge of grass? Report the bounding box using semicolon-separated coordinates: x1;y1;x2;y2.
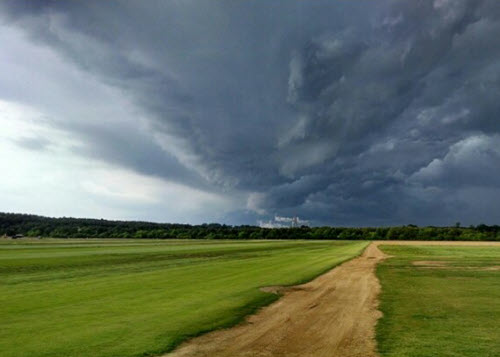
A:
144;293;280;357
150;241;370;356
273;240;370;288
374;244;393;357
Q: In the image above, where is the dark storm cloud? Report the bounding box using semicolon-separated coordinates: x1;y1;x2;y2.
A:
64;121;209;189
2;0;500;225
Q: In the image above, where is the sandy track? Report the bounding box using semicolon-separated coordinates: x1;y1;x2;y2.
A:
166;243;386;357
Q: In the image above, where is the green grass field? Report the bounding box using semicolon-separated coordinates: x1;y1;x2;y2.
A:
376;245;500;357
0;239;367;357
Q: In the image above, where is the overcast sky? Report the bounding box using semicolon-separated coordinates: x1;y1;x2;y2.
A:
1;0;500;226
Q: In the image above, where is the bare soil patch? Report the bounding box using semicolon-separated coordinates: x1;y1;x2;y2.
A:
482;266;500;271
412;260;450;267
412;261;500;271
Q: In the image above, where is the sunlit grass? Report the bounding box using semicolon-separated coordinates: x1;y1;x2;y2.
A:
0;239;367;357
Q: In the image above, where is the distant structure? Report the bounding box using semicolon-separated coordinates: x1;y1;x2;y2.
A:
260;215;309;228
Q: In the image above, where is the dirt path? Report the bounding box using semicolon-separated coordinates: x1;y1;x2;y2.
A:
166;243;386;357
165;240;500;357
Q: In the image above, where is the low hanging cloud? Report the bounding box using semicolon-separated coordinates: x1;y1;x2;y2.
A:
1;0;500;226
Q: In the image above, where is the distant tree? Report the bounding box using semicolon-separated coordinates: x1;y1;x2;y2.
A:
0;212;498;242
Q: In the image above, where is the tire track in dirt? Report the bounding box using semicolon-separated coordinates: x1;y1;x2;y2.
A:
166;243;386;357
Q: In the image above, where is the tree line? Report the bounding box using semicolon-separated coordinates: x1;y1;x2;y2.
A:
1;212;499;241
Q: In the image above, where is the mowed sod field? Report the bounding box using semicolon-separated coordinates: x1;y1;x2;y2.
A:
0;239;367;357
376;244;500;357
